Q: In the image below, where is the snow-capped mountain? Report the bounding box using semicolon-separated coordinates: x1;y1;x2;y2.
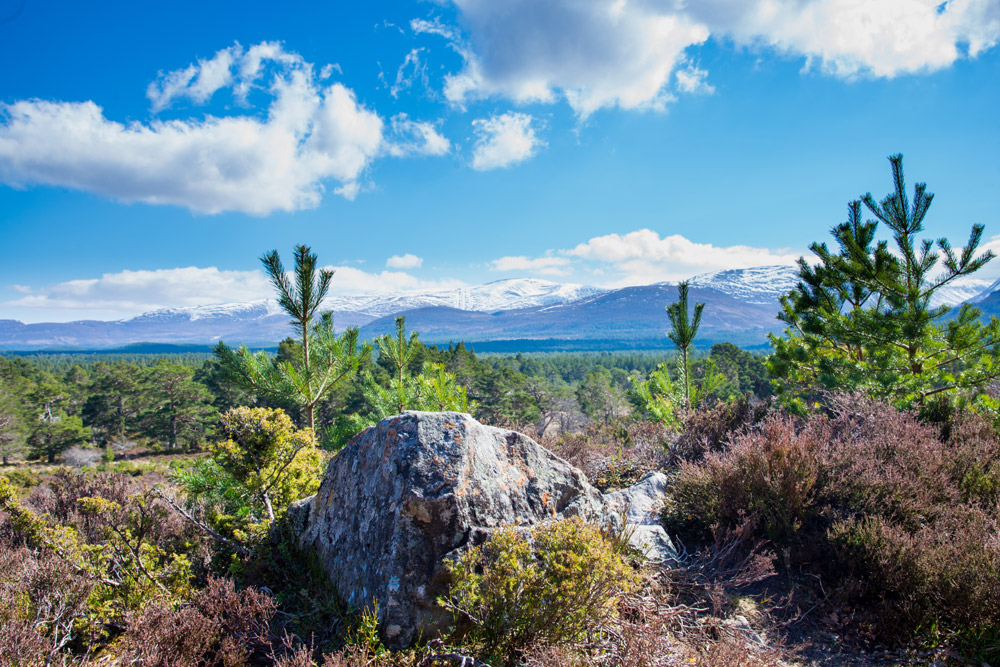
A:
685;264;990;308
933;277;995;307
324;278;606;316
3;271;996;351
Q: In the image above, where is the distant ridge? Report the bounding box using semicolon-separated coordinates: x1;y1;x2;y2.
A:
2;269;995;352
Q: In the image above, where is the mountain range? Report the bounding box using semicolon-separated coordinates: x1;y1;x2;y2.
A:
1;268;995;352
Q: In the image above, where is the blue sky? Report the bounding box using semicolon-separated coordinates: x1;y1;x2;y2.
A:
1;0;998;322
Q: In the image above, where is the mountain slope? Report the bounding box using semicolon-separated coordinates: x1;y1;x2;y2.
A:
359;285;783;348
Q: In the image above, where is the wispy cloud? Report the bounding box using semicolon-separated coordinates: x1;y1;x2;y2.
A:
675;65;714;95
384;114;450;157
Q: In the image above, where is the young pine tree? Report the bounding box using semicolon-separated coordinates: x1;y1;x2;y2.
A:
769;154;1000;406
666;281;705;409
214;245;370;436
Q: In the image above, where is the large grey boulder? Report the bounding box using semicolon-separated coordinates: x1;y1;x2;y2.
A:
290;411;673;648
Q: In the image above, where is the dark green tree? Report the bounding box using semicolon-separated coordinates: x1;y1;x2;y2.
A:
666;281;705;409
0;377;23;465
576;370;629;425
143;361;217;450
82;362;146;444
769;154;1000;406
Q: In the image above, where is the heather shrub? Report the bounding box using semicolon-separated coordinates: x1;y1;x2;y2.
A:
549;421;670;491
671;394;771;463
0;544;94;665
667;395;1000;648
118;576;276;666
669;416;827;542
440;517;640;664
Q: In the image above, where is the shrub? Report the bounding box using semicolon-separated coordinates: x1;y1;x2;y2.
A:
549;421;670;491
667;395;1000;651
1;467;40;491
439;517;640;664
1;471;205;637
174;406;322;543
118;576;276;667
0;544;94;666
62;445;101;468
670;394;771;463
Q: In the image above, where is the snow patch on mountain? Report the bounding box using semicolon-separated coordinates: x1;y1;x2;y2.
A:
932;277;994;307
123;299;286;323
687;266;800;305
119;279;606;324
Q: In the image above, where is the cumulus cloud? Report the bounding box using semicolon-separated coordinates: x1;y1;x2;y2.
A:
385;253;424;269
0;42;401;215
470;112;543;170
490;255;571;276
4;267;273;321
689;0;1000;78
416;0;999;116
322;265;466;296
567;229;800;285
419;0;708;117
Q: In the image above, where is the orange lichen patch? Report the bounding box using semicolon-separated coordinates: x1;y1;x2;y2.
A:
326;488;336;507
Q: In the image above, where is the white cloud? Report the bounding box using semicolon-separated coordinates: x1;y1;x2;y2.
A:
322;265;466;296
470;112;543;170
490;255;571;276
567;229;800;285
384;114;450;157
689;0;1000;79
417;0;999;116
147;44;242;111
4;264;467;322
3;267;273;321
0;43;390;215
386;253;424;269
675;65;715;95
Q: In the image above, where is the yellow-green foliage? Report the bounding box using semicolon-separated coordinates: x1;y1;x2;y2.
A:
176;406;321;539
440;517;639;664
215;406;321;509
0;476;193;637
